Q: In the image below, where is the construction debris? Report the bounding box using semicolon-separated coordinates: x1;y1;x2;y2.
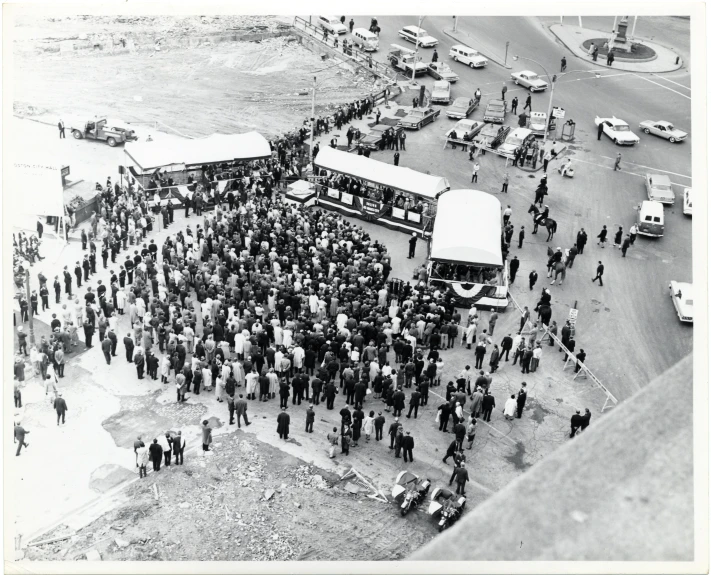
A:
340;468;389;503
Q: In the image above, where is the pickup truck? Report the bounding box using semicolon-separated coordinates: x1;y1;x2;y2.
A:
388;44;428;76
484;99;506;124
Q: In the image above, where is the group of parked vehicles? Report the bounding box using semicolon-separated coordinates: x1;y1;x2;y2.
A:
391;471;466;531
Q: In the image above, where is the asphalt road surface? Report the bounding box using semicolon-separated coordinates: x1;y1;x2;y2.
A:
318;15;692;400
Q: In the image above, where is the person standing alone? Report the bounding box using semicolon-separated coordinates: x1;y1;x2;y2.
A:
58;119;65;139
407;233;417;259
591;261;605;286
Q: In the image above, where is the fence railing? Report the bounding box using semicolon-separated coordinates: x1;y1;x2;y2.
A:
292;17;398;83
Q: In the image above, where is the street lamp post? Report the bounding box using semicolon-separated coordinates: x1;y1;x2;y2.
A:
309;75;317;163
513;55;555;140
514;56;602;141
452;16;458;33
412;15;424;84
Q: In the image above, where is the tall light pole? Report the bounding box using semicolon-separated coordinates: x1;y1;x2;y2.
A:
25;269;35;346
513;55;555;140
309;75;317;163
452;16;458;32
412;15;424;83
514;56;601;140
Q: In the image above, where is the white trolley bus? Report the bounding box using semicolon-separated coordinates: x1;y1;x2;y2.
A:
427;189;508;311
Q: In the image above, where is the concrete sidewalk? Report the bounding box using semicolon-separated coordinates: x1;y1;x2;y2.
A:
549;24;683;73
441;28;513;70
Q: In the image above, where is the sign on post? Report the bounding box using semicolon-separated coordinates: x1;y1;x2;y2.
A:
552;106;566;119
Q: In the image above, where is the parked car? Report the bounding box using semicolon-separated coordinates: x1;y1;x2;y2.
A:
431;81;451;104
669;281;693;323
446;97;478;119
483;99;506;124
448;44;488;68
358;125;404;150
594;116;640;145
446;119;485;141
637;200;665;237
511;70;548;91
645;173;675;205
427;62;459;82
498;128;535;158
398;25;438;48
528;111;548;136
638;120;688;143
683;188;692;216
317;15;347;35
398;107;440;129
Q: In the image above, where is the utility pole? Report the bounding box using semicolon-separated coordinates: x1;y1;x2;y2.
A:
25;269;35;346
631;15;638;37
412;15;424;83
504;41;510;67
310;75;316;163
452;16;458;32
545;77;556;141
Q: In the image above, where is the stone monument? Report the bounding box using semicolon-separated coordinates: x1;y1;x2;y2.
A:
611;17;633;53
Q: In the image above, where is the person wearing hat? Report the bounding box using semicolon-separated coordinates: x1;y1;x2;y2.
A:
277;406;291;440
401;430;415;463
454;462;469;495
107;327;118;357
407;232;417;259
101;334;112;365
53;392;68;426
14;421;30;456
388;417;400;449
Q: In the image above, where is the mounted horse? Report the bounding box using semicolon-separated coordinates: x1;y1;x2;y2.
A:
528;204;558;242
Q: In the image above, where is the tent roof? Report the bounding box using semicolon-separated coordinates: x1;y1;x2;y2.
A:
430;189;502;267
314;147;449;200
124;132;271;172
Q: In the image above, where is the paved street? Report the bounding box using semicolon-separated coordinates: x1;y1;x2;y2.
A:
8;13;698;564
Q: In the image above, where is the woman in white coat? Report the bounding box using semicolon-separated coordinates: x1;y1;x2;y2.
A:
504;394;517;420
234;330;245;359
362;411;375;441
116;289;126;315
161;356;172;384
465;322;477;349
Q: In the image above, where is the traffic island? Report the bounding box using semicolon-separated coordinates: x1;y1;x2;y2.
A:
549;23;683;72
581;38;657;61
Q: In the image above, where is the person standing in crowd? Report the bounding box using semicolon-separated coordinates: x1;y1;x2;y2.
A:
149;439;163;472
401;430;414;462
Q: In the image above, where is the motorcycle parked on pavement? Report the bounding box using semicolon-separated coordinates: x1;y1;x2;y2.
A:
391;471;431;516
428;487;466;531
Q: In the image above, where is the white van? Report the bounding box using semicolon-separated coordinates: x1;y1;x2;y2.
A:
352;28;379;51
637;200;665;237
317;15;347;35
449;44;488;68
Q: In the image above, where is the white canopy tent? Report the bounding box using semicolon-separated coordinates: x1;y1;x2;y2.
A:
430;189;503;267
124;132;272;173
314;147;449;200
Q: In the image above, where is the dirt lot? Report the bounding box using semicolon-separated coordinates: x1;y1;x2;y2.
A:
24;432;436;561
12;15;373;138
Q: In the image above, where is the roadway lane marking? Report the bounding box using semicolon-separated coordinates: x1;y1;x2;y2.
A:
598;157;692;179
570;158;689;187
632;73;691;100
482;72;631;97
650;73;691;90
